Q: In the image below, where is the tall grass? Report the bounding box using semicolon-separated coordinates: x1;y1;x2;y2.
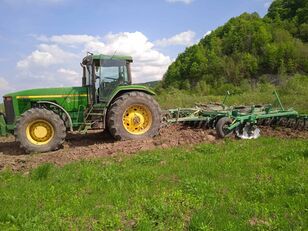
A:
155;75;308;113
0;103;3;113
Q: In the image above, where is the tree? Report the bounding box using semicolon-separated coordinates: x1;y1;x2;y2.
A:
162;0;308;91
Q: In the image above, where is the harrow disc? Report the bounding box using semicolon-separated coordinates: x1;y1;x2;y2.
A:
256;116;307;131
235;124;260;140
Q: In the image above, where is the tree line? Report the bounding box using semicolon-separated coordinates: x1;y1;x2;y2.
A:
160;0;308;93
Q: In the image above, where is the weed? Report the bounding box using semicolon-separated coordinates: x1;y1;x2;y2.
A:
30;163;53;181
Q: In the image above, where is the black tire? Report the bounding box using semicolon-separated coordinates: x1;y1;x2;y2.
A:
107;91;161;140
216;117;233;138
15;108;66;153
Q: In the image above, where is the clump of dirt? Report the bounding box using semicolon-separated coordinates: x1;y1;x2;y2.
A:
0;125;217;172
0;125;307;172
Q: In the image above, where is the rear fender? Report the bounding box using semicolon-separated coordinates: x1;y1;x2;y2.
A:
107;87;156;107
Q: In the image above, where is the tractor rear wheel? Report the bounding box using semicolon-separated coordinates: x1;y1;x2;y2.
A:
107;91;161;140
216;117;233;138
15;108;66;153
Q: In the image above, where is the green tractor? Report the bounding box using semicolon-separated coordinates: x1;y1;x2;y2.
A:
0;54;161;153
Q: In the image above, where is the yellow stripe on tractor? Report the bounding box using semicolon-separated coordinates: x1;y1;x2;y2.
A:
16;94;88;99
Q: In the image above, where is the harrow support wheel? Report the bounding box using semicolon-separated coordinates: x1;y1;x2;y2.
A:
216;117;234;138
15;108;66;153
107;91;161;140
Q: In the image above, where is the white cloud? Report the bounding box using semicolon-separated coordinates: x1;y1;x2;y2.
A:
83;40;105;53
204;30;212;37
57;68;80;85
155;30;196;47
166;0;194;4
17;44;78;68
16;32;172;85
84;32;172;83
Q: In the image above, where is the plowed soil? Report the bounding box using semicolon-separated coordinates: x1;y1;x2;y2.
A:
0;125;307;172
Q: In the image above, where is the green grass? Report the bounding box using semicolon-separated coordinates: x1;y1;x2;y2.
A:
0;103;3;113
0;138;307;230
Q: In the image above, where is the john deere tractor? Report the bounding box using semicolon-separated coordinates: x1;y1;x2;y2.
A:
0;54;161;153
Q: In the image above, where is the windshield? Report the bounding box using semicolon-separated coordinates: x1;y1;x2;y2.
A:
96;66;128;83
95;60;129;84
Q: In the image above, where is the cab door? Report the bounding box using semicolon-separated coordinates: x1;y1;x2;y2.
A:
96;60;129;103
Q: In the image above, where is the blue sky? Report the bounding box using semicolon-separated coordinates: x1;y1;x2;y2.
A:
0;0;272;99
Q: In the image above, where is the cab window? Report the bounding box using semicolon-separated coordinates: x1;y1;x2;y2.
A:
95;60;129;84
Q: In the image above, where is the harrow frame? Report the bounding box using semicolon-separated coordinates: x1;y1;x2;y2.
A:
166;91;307;138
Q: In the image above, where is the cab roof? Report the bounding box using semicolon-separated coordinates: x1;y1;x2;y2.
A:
92;54;133;62
82;54;133;65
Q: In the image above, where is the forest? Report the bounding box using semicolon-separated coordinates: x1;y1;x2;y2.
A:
160;0;308;94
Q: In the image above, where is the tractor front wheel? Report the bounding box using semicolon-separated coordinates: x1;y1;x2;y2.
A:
107;91;161;140
15;108;66;153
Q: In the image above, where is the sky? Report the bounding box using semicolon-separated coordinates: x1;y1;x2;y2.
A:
0;0;273;99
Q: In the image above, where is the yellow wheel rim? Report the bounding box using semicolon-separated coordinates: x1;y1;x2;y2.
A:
26;120;54;145
123;104;153;135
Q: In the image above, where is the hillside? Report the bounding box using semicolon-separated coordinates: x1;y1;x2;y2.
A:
161;0;308;91
266;0;308;42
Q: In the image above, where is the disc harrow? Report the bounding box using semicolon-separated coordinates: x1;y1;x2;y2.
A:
166;91;308;139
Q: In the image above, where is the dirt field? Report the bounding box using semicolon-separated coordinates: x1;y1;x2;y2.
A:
0;125;307;172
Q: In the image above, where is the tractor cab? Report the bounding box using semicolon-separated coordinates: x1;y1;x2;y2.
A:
81;54;133;104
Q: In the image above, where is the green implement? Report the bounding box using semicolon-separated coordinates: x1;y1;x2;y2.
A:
166;91;307;139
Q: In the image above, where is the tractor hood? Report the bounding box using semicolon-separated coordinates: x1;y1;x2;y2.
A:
4;87;88;99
